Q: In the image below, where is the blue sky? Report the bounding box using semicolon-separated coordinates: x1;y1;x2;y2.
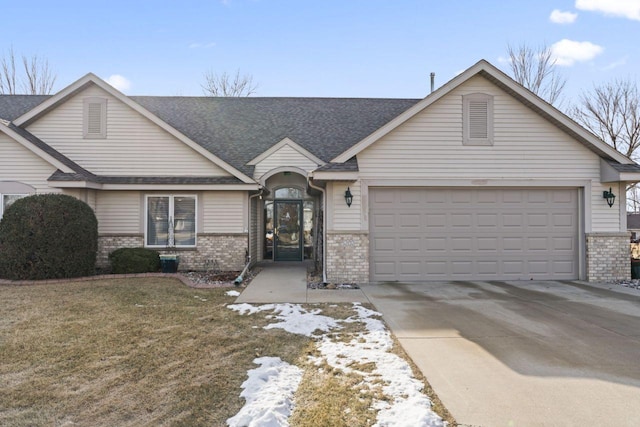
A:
1;0;638;103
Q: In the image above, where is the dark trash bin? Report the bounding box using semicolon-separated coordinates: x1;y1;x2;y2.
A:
631;259;640;279
160;255;179;273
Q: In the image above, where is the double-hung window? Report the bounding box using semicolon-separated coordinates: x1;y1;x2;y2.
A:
145;195;196;247
0;194;27;219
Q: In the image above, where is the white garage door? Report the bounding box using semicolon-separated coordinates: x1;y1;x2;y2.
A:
369;188;579;281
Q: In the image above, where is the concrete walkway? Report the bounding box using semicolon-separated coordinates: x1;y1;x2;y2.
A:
234;262;369;304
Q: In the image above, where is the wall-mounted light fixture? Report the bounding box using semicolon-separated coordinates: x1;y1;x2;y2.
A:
344;187;353;207
603;187;616;208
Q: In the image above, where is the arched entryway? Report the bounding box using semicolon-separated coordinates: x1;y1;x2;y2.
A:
261;171;318;262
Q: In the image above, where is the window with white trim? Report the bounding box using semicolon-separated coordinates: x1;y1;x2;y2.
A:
463;93;494;146
145;195;197;247
0;194;27;219
83;97;107;139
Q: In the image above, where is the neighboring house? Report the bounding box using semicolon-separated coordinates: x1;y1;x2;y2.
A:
1;60;639;283
628;213;640;241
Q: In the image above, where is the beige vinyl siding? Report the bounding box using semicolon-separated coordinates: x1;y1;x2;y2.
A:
329;181;362;231
95;191;141;234
202;191;245;233
26;85;230;177
0;134;59;192
253;143;319;179
357;75;618;232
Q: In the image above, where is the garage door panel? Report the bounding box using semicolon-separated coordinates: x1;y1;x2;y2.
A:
370;188;578;281
426;214;447;228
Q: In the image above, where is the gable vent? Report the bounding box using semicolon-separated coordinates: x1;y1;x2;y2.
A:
469;100;488;139
87;103;103;134
83;97;107;139
463;93;493;146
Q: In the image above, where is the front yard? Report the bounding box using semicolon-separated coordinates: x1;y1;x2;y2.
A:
0;278;453;426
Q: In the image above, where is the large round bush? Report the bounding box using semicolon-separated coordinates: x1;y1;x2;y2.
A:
0;194;98;280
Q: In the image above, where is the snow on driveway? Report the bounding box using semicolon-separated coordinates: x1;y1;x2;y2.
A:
227;302;444;427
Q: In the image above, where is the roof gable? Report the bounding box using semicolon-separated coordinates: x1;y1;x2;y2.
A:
13;74;255;183
332;59;634;165
248;137;325;166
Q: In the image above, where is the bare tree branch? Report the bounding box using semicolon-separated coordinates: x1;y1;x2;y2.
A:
0;47;56;95
0;46;17;94
572;79;640;160
506;43;566;106
201;69;257;97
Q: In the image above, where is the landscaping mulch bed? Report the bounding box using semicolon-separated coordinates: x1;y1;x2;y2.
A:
306;270;360;290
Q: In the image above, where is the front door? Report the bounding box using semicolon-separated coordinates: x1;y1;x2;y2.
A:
274;200;303;261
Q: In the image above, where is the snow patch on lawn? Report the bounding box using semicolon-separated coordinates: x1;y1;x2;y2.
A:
227;302;444;427
225;290;241;297
226;357;303;427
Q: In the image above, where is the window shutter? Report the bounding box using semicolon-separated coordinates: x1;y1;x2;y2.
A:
468;100;488;139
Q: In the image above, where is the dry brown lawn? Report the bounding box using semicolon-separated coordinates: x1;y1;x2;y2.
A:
0;277;454;426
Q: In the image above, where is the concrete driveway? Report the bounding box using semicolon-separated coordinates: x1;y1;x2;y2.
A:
360;280;640;427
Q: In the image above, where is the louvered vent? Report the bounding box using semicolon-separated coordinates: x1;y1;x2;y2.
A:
463;93;493;146
87;103;103;135
468;100;488;139
83;97;106;138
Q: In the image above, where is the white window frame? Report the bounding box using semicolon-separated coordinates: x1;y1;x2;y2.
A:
144;194;197;248
0;193;28;219
83;97;107;139
463;93;494;146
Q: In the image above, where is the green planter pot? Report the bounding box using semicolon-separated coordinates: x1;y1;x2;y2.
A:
631;259;640;279
160;255;180;273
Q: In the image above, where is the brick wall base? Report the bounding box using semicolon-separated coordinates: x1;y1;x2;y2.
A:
97;233;248;272
326;232;369;283
586;232;630;282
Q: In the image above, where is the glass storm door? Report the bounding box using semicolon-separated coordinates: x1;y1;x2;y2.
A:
274;200;303;261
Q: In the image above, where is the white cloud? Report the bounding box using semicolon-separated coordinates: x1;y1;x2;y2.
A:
550;39;604;66
576;0;640;21
106;74;132;92
550;9;578;23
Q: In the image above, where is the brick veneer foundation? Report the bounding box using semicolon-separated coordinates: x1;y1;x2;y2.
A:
97;233;248;271
586;232;630;282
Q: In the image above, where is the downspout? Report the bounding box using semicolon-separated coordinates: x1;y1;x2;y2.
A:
235;189;262;285
307;176;327;284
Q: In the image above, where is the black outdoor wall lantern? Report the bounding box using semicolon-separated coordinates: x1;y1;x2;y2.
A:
603;187;616;208
345;187;353;207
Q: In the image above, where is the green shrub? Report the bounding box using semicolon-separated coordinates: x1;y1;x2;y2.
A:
0;194;98;280
109;247;160;274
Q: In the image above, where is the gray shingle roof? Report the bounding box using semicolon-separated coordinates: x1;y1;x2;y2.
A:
315;157;359;172
0;95;51;121
131;97;420;175
607;162;640;173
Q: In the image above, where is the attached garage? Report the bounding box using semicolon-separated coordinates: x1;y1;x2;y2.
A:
369;187;580;281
